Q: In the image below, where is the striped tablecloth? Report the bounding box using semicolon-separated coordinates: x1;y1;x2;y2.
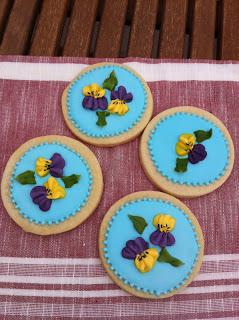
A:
0;56;238;319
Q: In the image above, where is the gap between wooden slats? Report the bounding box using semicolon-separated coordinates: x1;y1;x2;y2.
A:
0;0;39;55
29;0;68;56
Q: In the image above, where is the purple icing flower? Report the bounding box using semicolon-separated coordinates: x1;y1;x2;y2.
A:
82;96;108;111
188;144;207;164
122;237;149;259
150;230;175;248
49;153;65;177
82;83;108;111
30;186;52;212
111;86;133;103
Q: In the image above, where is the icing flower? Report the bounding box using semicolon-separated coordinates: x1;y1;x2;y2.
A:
82;83;108;110
122;237;158;273
36;153;65;178
108;86;133;115
176;134;195;156
188;143;207;164
150;214;176;248
30;177;66;211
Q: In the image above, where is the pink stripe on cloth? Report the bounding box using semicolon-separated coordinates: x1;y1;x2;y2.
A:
0;56;238;319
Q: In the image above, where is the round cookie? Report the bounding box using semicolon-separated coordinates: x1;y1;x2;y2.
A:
62;63;153;147
1;135;103;235
140;106;234;198
99;191;204;299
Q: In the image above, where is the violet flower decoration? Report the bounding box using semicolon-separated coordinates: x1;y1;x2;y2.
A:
188;144;207;164
82;83;108;111
150;214;176;248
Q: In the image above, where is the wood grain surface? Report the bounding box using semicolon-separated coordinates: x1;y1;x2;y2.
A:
0;0;239;59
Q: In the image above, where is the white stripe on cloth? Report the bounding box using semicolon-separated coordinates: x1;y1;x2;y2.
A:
0;271;237;286
0;61;239;82
0;285;238;298
0;298;237;317
0;253;238;265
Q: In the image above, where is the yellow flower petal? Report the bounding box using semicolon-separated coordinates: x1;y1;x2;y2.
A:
83;83;105;98
175;133;195;156
36;158;52;177
108;99;129;115
153;214;176;232
44;177;66;200
134;248;159;273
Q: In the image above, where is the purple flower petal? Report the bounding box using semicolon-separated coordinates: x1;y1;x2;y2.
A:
50;153;65;178
166;232;176;246
111;90;119;100
121;237;149;259
124;92;133;103
98;96;108;110
118;86;127;100
30;186;52;212
188;144;207;164
82;96;95;109
150;230;175;248
110;86;133;103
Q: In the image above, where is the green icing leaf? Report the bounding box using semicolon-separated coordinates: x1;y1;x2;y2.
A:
175;158;188;173
157;248;184;267
128;214;148;234
194;128;212;143
103;71;118;91
15;170;36;185
96;111;110;127
61;174;80;188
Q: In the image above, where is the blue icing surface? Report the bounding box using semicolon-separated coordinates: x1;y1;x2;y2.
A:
10;143;92;225
148;113;229;185
67;65;147;137
104;199;200;296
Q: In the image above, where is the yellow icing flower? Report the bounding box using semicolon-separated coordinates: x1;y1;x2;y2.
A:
153;214;176;232
108;99;129;116
44;177;66;200
83;83;105;98
36;158;52;177
176;133;195;156
134;248;159;273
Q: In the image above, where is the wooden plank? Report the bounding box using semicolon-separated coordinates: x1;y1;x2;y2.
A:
0;0;13;42
128;0;159;57
220;0;239;60
0;0;39;55
190;0;217;59
30;0;68;56
63;0;98;57
159;0;188;58
94;0;128;58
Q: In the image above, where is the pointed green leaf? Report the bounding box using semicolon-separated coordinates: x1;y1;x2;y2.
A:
194;128;212;143
15;170;36;185
175;158;188;173
157;248;184;267
96;111;110;127
61;174;80;188
103;71;118;91
128;214;148;234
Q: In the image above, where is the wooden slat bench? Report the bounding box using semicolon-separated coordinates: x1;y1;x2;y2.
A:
0;0;239;59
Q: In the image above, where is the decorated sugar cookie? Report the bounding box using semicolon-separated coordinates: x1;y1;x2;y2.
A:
1;136;103;235
140;106;234;198
99;191;204;299
62;63;153;146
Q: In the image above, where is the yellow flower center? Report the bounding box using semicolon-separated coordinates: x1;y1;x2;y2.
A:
176;133;196;156
108;99;129;115
36;158;52;177
83;83;105;99
153;214;176;232
44;177;66;200
134;248;159;273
